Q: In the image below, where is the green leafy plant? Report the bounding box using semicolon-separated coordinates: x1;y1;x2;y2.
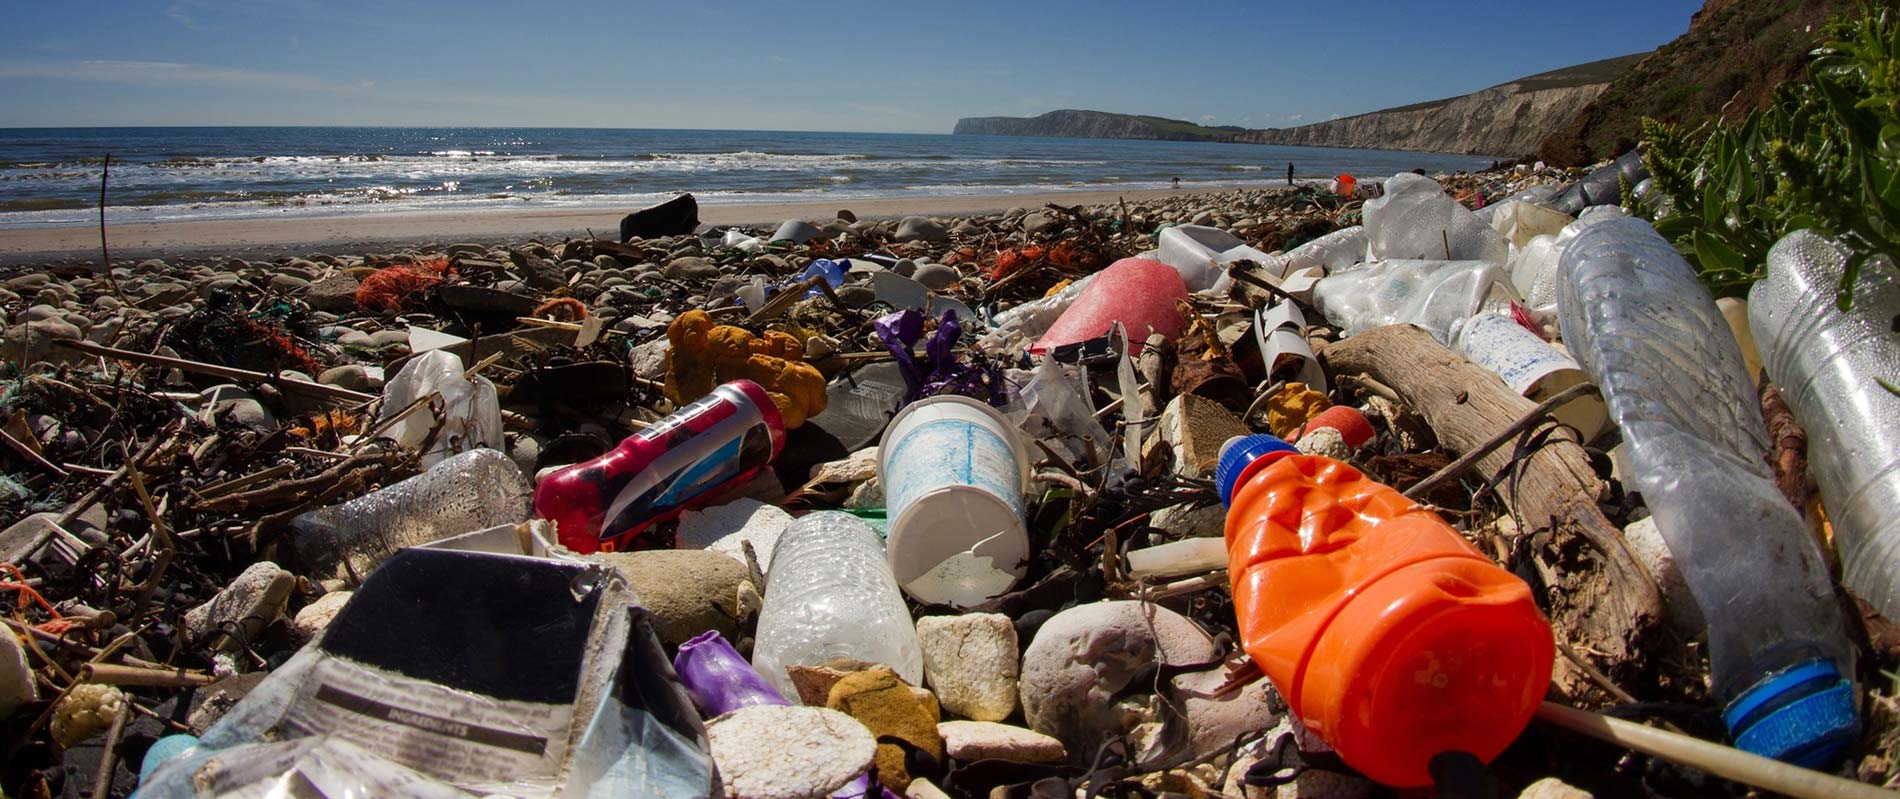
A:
1640;3;1900;306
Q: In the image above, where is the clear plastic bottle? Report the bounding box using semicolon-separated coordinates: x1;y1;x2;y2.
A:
1750;230;1900;621
1556;218;1858;765
751;511;923;699
289;447;532;583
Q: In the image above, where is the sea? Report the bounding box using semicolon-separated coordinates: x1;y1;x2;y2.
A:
0;127;1496;229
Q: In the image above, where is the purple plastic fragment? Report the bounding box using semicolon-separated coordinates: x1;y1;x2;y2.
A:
673;630;786;717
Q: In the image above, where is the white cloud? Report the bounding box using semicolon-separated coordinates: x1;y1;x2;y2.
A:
1288;114;1304;121
1329;113;1341;120
1201;114;1216;121
0;59;367;95
166;2;204;31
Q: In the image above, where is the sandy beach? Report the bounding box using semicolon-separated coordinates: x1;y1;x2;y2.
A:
0;187;1211;267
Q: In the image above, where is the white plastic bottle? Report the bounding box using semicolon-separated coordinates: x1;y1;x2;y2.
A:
1750;230;1900;621
1557;218;1857;766
751;512;923;698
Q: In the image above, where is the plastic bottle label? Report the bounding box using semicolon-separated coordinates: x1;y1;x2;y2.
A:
885;419;1023;519
1460;313;1582;395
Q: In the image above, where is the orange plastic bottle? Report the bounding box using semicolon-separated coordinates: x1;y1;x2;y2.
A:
1215;435;1554;787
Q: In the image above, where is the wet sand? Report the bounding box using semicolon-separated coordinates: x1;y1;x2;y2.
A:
0;187;1218;266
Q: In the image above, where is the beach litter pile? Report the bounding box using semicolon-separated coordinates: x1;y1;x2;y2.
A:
1;153;1899;799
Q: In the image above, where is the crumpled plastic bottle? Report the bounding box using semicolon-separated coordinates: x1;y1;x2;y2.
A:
289;447;532;583
1557;218;1858;766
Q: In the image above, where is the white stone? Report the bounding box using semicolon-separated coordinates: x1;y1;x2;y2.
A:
183;562;295;646
291;591;352;640
1019;601;1218;758
676;499;793;572
918;613;1018;721
937;720;1066;764
707;705;875;799
1518;778;1593;799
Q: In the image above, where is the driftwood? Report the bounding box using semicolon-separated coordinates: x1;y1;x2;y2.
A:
1322;324;1664;700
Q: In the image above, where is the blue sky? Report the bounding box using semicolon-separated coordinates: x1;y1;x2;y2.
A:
0;0;1707;132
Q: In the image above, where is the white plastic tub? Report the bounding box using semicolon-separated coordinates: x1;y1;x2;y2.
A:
877;395;1032;608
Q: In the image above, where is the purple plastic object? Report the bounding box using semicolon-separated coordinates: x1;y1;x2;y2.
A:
673;631;788;716
1032;258;1188;355
672;631;899;799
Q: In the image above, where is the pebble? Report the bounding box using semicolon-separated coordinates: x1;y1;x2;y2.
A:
665;256;721;282
917;613;1018;721
911;263;959;290
706;705;876;799
1519;778;1593;799
183;561;296;648
267;274;311;294
318;364;384;393
291;590;352;640
937;721;1066;764
894;216;949;243
676;498;792;571
198;384;276;428
587;549;755;645
304;273;360;312
1023;212;1063;236
1019;601;1218;759
2;318;84;367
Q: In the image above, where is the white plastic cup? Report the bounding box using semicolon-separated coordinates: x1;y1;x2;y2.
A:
877;395;1032;608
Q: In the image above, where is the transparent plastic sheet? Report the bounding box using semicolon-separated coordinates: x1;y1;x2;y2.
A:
377;350;504;468
1750;231;1900;621
1311;259;1518;345
1364;173;1509;267
134;550;716;799
1486;200;1574;248
1283;225;1368;274
1556;218;1852;699
1016;356;1120;477
288;448;531;584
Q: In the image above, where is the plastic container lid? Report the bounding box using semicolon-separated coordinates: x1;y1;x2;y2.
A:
1723;658;1860;766
1215;434;1297;507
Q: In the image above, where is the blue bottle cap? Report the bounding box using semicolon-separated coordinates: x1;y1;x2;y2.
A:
1215;434;1297;507
1723;659;1860;767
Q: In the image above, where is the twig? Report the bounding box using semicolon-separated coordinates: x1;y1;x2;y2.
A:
123;444;177;624
90;700;130;799
0;427;69;478
97;153;131;310
80;662;218;688
54;340;374;403
1402;382;1597;500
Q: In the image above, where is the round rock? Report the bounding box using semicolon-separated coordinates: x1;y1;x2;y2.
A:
911;263;959;290
1019;601;1218;759
586;549;752;645
707;705;875;799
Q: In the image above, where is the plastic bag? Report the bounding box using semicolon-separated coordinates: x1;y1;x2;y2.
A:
377;350;503;467
1312;259;1517;345
1364;173;1509;267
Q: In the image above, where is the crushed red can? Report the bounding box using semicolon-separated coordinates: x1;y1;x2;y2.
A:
534;379;785;553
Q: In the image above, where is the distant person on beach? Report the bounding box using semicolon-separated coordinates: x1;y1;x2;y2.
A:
1172;177;1180;189
1286;162;1294;186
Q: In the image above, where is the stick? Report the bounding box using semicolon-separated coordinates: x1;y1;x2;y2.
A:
80;662;218;688
1534;702;1895;799
0;427;69;478
53;340;374;403
1403;382;1598;500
